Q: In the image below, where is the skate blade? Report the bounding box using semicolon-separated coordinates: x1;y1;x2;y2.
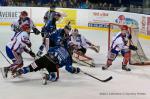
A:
0;68;7;79
42;73;47;85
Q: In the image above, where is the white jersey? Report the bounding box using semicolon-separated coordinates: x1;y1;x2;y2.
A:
69;34;91;49
111;32;129;51
11;17;35;33
7;31;31;54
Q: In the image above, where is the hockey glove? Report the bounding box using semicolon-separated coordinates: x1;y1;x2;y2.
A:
128;34;132;40
129;45;138;51
29;51;36;58
32;27;40;35
27;43;32;48
72;67;80;74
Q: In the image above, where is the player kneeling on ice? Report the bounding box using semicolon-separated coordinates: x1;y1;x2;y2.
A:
102;25;137;71
13;46;80;84
1;24;36;78
69;29;100;56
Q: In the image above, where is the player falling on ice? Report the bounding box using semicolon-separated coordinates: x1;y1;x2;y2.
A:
36;12;62;57
102;25;137;71
6;25;80;84
11;11;40;41
1;24;36;78
13;46;80;85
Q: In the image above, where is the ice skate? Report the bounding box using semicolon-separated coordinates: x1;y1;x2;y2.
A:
1;67;9;78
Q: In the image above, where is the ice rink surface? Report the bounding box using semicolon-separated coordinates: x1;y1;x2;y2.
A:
0;26;150;99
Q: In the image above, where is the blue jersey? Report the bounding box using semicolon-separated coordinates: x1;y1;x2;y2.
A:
49;29;70;49
43;18;56;34
48;46;73;73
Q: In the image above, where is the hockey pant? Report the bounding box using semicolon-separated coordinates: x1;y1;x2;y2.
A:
30;54;59;79
6;46;23;73
107;49;130;66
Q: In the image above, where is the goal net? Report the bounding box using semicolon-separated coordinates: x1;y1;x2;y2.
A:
107;23;150;65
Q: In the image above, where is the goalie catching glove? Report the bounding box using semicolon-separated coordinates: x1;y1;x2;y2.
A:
129;45;138;51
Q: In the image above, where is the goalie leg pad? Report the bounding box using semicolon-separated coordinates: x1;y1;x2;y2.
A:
77;47;87;55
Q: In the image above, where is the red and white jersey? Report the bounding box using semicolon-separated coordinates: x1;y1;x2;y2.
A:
11;17;35;32
7;31;31;54
111;32;129;51
69;34;91;49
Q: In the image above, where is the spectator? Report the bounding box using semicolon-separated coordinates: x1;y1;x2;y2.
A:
0;0;144;14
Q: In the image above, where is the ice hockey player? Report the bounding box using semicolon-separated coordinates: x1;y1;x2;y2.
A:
13;44;80;84
43;4;57;24
11;11;40;41
69;28;100;56
36;12;62;57
102;25;137;71
43;4;66;24
1;24;36;78
49;25;71;49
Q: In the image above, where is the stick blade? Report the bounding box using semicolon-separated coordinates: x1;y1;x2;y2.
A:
101;76;113;82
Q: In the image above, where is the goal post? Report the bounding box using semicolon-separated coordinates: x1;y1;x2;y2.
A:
107;23;150;66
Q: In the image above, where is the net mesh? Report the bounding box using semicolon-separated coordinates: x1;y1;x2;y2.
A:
129;28;150;65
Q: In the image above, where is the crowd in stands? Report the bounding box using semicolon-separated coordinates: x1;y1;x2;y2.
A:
0;0;144;13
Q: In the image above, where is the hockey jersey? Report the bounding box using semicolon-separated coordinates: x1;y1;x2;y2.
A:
7;31;31;54
49;29;70;49
111;32;129;51
43;18;57;34
11;17;35;33
44;10;56;23
48;46;73;73
69;34;91;49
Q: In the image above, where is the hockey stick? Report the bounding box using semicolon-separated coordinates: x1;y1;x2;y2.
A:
81;61;95;67
0;50;11;64
80;70;113;82
67;21;71;25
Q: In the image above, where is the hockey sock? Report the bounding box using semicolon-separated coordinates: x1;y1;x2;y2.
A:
39;44;45;51
21;65;34;74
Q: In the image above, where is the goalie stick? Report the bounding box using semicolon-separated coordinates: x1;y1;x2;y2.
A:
81;70;113;82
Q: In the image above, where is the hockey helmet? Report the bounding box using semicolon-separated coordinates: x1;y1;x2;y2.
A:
74;28;78;32
121;25;128;30
21;24;30;31
54;12;61;17
50;4;56;11
20;11;28;16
